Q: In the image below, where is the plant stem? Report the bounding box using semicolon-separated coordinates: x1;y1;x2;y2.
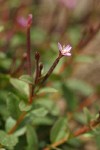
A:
35;52;40;84
8;112;26;134
74;117;100;137
8;15;33;133
26;14;34;104
39;63;43;77
41;53;62;84
8;42;62;135
27;23;31;75
44;114;100;150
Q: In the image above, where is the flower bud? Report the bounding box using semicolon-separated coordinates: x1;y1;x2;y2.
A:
35;52;40;60
27;14;32;28
39;63;43;70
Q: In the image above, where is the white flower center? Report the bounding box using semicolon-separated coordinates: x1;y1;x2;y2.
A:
62;49;67;54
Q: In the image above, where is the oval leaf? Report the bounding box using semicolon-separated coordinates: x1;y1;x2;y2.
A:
19;75;33;84
83;107;92;124
10;78;29;97
19;101;32;112
37;87;57;95
7;93;21;119
26;125;38;150
32;107;48;117
34;99;60;116
50;117;70;143
0;130;18;148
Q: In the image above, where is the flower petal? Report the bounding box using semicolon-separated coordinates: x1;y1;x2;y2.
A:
58;42;62;51
64;53;71;56
64;45;72;52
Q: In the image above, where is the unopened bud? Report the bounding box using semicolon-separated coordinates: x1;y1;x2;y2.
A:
35;52;40;60
39;63;43;70
27;14;32;27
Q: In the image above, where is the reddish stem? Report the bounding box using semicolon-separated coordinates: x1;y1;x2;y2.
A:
26;14;32;75
44;114;100;150
8;112;26;134
35;52;40;84
27;25;31;75
41;53;62;84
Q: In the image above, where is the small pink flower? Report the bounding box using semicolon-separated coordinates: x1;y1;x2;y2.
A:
17;17;27;27
58;42;72;56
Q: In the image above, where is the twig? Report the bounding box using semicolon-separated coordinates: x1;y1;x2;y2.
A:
8;112;26;134
44;113;100;150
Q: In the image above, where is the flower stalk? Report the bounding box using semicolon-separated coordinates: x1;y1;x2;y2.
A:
26;14;32;75
8;19;72;137
41;53;62;84
41;42;72;84
35;52;40;84
26;14;33;104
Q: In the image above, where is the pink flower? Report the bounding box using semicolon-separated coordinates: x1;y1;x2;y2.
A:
58;42;72;56
17;17;27;27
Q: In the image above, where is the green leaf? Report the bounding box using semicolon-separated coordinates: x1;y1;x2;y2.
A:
5;117;16;132
67;138;82;148
74;55;94;63
34;99;60;116
19;101;32;112
31;116;53;125
7;93;21;119
31;107;48;117
19;75;33;84
10;78;29;97
14;127;26;137
50;117;70;143
0;130;18;148
66;79;94;96
26;125;38;150
37;87;57;94
83;107;92;124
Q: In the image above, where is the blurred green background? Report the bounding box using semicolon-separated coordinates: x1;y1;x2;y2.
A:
0;0;100;150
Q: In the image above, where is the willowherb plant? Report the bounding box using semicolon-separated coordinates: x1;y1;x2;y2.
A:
0;14;100;150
